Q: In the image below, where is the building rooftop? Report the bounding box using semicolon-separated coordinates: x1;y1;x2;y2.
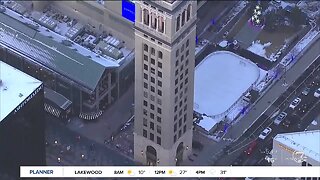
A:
274;130;320;162
0;8;121;92
0;61;43;121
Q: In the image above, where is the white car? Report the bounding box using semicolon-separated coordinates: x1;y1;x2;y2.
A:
289;97;301;109
258;127;272;140
314;88;320;98
274;112;287;125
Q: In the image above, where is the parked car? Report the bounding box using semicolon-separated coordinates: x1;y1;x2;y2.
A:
314;88;320;98
289;97;301;109
274;112;287;125
258;127;272;140
302;87;311;96
244;140;258;155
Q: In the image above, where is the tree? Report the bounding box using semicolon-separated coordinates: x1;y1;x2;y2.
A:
289;6;307;29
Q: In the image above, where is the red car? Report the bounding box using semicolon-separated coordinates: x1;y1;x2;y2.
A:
244;140;258;155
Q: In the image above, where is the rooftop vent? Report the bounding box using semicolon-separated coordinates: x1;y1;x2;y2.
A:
19;93;23;97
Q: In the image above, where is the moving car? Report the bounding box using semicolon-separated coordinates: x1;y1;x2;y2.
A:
314;88;320;98
302;87;311;96
258;127;272;140
274;112;287;125
289;97;301;109
244;140;258;155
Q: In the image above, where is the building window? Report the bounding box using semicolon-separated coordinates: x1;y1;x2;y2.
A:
185;77;188;84
150;77;155;84
176;49;179;57
158;61;162;68
150;112;154;119
158;80;162;87
151;86;155;92
158;16;164;33
143;129;147;137
175;78;178;85
187;4;191;21
144;54;148;61
157;125;161;134
143;109;148;116
144;44;148;52
157;116;161;123
179;118;182;127
150;133;154;141
144;73;148;80
180;64;184;71
174;135;177;143
151;67;155;74
143;100;148;107
174;114;177;121
184;86;188;93
180;73;183;80
157;98;162;105
143;9;150;26
185;69;188;75
158;71;162;78
151;12;157;29
150;103;155;110
186;39;189;47
150;94;155;101
186;50;189;57
181;55;184;62
185;59;189;66
174;123;177;132
144;64;148;71
144;82;148;89
151;58;155;65
184;96;187;103
184;113;187;122
176;14;180;31
157;136;161;145
157;107;162;114
179;100;182;107
181;44;184;52
143;118;147;127
175;87;178;94
175;60;179;67
179;130;182;138
184;104;187;111
151;47;155;55
183;125;186;133
150;122;154;130
181;10;186;26
144;91;148;98
175;69;179;76
158;51;163;59
158;90;162;96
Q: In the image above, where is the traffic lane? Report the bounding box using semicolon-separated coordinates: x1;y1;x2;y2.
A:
196;1;235;37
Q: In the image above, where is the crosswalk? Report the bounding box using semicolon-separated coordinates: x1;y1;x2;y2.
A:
44;103;61;118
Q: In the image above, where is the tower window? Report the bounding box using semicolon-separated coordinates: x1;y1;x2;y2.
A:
143;129;147;137
158;71;162;78
158;51;163;59
187;4;191;21
143;118;147;127
158;16;164;33
151;58;155;65
157;136;161;145
183;125;186;133
151;47;155;55
181;10;186;26
157;125;161;134
143;9;150;26
157;116;161;123
144;54;148;61
144;44;148;52
151;12;157;29
186;39;189;47
150;133;154;141
144;64;148;71
176;14;180;32
150;122;154;130
158;62;162;68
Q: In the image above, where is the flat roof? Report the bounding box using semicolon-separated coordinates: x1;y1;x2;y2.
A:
274;130;320;163
0;10;118;92
44;87;72;110
0;61;43;121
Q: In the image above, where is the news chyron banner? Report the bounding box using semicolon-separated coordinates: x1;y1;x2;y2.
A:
21;166;319;178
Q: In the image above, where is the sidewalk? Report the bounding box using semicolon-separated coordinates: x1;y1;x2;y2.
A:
192;35;320;165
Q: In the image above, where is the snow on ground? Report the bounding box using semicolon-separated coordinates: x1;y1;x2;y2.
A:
198;116;220;132
247;40;274;61
280;29;320;66
194;51;260;118
218;40;228;48
195;40;209;56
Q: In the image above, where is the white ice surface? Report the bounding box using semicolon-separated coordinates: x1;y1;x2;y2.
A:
0;61;42;121
194;51;260;117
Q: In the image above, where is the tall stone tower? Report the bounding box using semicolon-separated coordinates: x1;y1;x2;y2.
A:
134;0;197;165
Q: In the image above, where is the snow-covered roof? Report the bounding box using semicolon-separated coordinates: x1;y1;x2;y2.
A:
0;61;42;121
274;130;320;163
194;51;260;117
